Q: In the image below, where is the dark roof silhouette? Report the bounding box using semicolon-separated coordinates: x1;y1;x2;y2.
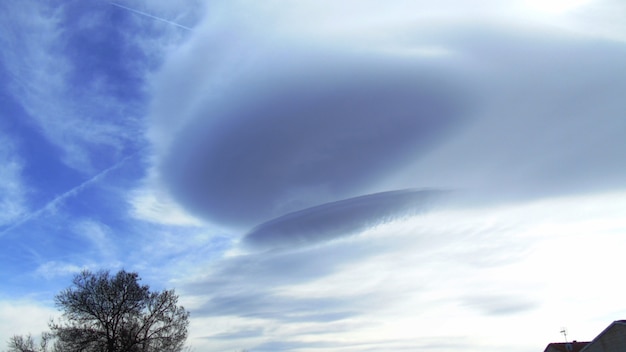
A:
580;320;626;352
543;320;626;352
544;341;589;352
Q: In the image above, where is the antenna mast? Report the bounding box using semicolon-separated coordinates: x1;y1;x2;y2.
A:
560;327;568;342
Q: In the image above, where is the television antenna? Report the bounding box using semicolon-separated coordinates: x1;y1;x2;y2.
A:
560;327;568;342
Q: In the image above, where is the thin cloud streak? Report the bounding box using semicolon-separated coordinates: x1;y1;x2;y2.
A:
0;155;135;237
244;189;446;250
109;2;193;31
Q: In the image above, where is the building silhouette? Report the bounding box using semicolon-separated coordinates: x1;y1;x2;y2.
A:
543;320;626;352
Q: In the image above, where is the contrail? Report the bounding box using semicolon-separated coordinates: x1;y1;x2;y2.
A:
110;2;192;31
0;154;136;237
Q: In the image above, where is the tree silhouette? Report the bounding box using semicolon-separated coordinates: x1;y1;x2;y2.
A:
5;269;189;352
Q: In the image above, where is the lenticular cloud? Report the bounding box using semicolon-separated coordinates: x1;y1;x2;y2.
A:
160;48;471;229
154;3;626;239
244;189;445;250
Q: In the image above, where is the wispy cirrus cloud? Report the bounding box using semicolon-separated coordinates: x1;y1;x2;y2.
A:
34;261;87;280
0;1;129;172
128;169;204;227
71;219;117;259
0;0;194;173
180;191;626;351
0;133;27;227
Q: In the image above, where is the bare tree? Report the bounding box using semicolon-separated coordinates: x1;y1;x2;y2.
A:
5;269;189;352
5;332;57;352
52;269;189;352
6;334;36;352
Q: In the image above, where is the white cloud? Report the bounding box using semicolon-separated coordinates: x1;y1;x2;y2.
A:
34;261;87;279
72;219;116;259
192;0;623;46
0;133;27;227
520;0;626;41
523;0;594;14
137;1;626;350
129;177;204;227
129;226;233;287
0;300;58;347
180;191;626;351
149;0;626;229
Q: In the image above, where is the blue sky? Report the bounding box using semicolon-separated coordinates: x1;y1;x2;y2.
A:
1;0;625;351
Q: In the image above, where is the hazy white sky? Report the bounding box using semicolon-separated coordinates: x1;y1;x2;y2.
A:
1;0;625;351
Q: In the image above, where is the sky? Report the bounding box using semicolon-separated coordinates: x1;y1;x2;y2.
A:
1;0;625;351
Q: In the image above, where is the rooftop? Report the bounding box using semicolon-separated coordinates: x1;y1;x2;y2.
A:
544;341;590;352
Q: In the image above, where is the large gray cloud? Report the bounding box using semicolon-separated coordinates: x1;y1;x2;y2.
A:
154;21;626;244
150;4;626;351
397;27;626;201
161;48;471;229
